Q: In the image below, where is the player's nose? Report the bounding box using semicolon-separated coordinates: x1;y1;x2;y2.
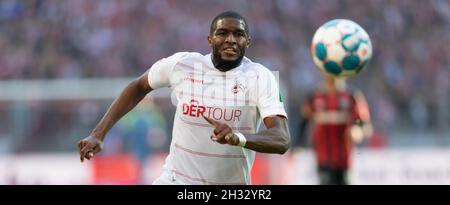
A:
225;33;237;44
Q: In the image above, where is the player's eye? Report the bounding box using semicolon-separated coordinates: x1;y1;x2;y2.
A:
235;32;245;37
215;31;226;36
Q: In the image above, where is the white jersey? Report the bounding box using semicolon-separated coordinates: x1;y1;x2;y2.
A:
148;52;286;185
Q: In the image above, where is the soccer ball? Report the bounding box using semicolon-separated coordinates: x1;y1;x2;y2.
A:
311;19;372;78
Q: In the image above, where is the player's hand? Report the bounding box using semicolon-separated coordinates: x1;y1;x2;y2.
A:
78;135;103;162
203;115;239;146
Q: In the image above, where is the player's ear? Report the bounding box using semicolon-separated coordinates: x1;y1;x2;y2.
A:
245;36;251;48
208;35;212;47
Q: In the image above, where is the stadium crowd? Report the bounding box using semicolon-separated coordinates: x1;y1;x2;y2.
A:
1;0;449;152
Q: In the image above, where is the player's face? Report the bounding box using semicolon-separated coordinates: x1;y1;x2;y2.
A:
208;17;250;71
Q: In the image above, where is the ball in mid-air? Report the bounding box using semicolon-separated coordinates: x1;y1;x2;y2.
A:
311;19;372;78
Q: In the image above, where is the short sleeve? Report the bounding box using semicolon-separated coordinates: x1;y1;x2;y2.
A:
257;69;288;119
147;52;188;89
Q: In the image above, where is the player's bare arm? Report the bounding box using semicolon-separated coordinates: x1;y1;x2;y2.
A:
203;115;290;154
78;71;153;162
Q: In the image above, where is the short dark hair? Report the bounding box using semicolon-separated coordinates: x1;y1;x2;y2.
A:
210;11;249;36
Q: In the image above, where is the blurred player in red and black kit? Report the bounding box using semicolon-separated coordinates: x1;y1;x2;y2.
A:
297;71;372;185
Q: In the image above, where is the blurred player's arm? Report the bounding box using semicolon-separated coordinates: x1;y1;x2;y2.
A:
78;71;153;162
350;90;373;143
203;115;290;154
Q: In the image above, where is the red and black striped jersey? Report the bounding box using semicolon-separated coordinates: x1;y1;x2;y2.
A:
301;88;367;169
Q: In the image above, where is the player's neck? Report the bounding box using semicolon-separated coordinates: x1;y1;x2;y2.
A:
324;83;337;93
324;79;346;93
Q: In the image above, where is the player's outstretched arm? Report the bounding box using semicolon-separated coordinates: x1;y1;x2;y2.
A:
203;115;290;154
78;71;153;162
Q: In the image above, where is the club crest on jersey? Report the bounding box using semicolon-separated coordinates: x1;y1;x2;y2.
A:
231;82;246;94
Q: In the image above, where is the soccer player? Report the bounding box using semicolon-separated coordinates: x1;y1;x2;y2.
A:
78;11;290;185
297;71;372;185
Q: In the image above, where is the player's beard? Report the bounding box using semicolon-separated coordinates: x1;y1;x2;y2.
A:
211;44;245;72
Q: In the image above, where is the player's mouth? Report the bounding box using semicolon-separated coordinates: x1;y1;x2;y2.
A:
222;47;238;55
